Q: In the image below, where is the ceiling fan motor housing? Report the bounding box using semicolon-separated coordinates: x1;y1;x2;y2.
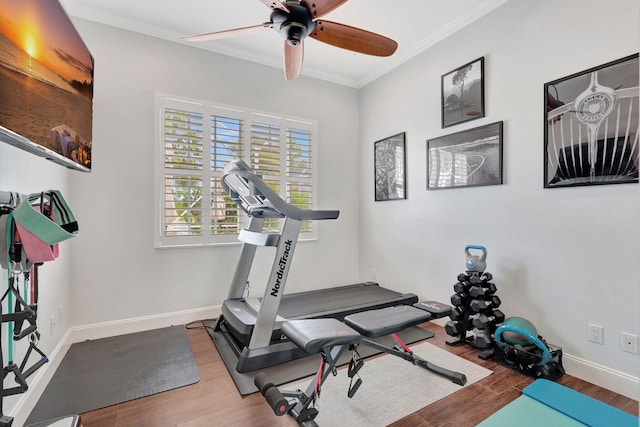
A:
271;2;317;45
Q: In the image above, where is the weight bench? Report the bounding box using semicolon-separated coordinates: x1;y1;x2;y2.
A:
255;303;467;426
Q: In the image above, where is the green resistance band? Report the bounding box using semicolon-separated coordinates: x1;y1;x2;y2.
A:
12;190;79;245
6;211;14;362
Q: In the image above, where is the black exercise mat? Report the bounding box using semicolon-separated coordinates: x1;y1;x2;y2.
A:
206;319;434;395
26;326;200;425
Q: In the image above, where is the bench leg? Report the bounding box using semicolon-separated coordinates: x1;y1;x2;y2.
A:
255;343;352;425
360;337;467;386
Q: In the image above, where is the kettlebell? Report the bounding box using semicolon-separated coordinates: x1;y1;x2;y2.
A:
465;245;487;273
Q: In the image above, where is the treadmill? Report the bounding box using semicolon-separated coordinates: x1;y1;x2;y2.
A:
213;160;418;373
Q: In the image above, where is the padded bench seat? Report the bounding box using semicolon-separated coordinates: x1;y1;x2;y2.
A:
282;318;362;354
282;305;433;355
344;305;432;338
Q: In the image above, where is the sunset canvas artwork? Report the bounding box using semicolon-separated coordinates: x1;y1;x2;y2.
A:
0;0;93;169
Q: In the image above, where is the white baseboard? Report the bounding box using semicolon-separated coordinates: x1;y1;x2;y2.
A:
563;353;640;401
67;305;221;343
11;305;221;426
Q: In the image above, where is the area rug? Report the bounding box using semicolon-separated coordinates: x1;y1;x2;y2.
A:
281;341;492;427
26;326;200;425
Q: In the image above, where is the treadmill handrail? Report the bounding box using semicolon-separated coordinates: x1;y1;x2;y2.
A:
222;160;340;221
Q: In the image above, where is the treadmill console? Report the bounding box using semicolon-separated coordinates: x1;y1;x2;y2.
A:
222;160;283;218
222;159;340;221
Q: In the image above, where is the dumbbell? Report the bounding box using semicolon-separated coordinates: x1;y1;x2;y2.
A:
472;309;506;329
470;296;502;312
453;281;468;294
483;272;493;281
469;283;497;298
489;295;501;307
450;293;470;307
457;273;469;283
475;330;493;349
445;319;473;337
445;320;461;337
469;274;486;285
450;307;464;321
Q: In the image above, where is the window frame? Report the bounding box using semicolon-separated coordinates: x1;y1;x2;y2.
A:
154;93;319;248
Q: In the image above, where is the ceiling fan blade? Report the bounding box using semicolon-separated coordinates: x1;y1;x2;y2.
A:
301;0;348;18
259;0;289;12
310;20;397;56
182;23;272;42
283;40;304;80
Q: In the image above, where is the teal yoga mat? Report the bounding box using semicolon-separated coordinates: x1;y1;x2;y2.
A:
478;379;638;427
477;395;585;427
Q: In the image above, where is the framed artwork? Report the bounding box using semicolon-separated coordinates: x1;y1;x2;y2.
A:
0;0;94;171
442;57;485;128
544;53;639;188
427;121;503;190
374;132;406;201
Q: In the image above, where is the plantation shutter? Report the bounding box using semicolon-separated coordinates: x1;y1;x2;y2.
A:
211;114;244;235
250;120;281;232
156;95;317;248
163;108;205;237
287;126;313;232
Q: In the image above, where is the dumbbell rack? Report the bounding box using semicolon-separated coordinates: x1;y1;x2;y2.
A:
445;271;504;360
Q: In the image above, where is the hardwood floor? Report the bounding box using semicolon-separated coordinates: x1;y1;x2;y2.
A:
79;322;638;426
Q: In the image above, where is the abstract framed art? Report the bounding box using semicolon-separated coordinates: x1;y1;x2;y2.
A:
544;54;639;188
442;57;485;128
427;121;503;190
374;132;406;201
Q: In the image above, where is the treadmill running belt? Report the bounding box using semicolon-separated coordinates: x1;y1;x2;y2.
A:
276;282;414;319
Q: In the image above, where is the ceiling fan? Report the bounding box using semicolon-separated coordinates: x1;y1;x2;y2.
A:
182;0;398;80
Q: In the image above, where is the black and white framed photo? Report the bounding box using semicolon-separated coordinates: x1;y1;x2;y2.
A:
544;54;639;188
441;57;485;128
374;132;406;201
427;121;503;190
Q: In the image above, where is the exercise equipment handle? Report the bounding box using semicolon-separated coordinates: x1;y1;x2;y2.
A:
464;245;487;262
417;359;467;386
465;245;487;272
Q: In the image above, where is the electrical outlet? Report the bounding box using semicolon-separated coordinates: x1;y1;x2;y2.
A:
621;332;639;354
50;315;55;334
371;269;377;280
588;324;604;344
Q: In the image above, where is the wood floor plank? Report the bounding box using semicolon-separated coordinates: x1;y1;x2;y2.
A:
77;323;638;426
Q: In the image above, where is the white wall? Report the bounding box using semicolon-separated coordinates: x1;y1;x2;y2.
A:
359;0;639;396
67;19;362;328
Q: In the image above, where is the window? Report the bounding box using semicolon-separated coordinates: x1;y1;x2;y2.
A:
155;95;318;248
